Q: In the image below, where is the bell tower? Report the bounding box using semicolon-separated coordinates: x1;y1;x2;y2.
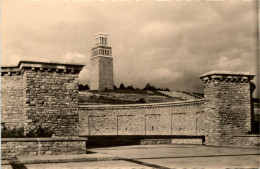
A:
90;33;114;90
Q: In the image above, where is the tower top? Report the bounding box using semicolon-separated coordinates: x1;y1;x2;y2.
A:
91;33;112;59
94;32;108;37
94;33;109;47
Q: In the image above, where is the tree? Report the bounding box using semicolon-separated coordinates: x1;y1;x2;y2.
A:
126;85;134;90
79;84;84;91
84;84;90;90
143;83;156;90
78;84;90;91
119;83;126;89
113;85;118;90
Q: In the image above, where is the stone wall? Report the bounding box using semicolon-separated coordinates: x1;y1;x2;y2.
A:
23;69;79;136
1;73;24;128
1;62;256;146
79;100;204;136
1;137;87;160
79;71;255;145
232;135;260;146
140;138;203;145
1;61;84;137
199;71;255;145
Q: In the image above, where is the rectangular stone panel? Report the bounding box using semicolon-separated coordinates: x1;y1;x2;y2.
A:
145;114;161;135
171;113;197;135
89;116;115;135
117;115;137;135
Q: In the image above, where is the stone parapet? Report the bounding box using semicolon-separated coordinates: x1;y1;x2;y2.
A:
1;61;85;75
199;71;255;83
1;137;87;160
79;99;205;110
2;137;88;142
232;135;260;146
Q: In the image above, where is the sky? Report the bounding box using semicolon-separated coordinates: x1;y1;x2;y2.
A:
1;0;259;96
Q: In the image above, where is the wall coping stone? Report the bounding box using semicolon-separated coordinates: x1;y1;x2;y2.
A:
2;137;88;142
199;70;255;82
79;99;205;110
1;60;85;75
233;135;260;137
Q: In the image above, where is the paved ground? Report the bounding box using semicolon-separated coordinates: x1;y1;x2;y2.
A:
2;144;260;169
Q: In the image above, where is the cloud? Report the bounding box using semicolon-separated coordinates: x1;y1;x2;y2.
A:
61;52;88;64
215;56;242;70
1;0;258;96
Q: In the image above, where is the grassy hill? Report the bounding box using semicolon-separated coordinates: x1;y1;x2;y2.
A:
79;89;186;105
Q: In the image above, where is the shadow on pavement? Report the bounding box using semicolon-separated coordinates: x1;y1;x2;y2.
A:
9;157;27;169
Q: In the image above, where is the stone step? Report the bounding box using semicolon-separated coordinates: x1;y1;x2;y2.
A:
2;153;118;165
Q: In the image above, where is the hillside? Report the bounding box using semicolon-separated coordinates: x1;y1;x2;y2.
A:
79;89;190;105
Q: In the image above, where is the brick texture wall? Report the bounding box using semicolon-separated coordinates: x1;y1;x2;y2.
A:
90;58;99;90
90;56;114;91
1;74;24;128
1;61;84;137
99;57;113;90
232;135;259;146
23;69;79;136
200;71;255;145
79;100;204;136
1;138;87;160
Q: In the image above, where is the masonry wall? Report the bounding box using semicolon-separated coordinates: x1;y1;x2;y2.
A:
99;57;114;90
1;73;24;128
23;69;79;136
90;57;114;91
90;58;99;90
1;138;87;160
232;135;260;146
79;100;204;136
202;77;253;145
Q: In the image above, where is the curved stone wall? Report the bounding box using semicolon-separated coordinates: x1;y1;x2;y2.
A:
79;99;205;136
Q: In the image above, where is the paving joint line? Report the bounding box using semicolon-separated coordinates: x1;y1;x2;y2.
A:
131;153;260;160
121;158;171;169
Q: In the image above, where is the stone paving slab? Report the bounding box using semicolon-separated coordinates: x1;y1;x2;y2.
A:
89;144;260;168
2;153;118;165
2;144;259;168
2;160;151;169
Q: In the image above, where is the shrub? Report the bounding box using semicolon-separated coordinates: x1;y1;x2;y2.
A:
1;124;25;138
79;84;90;91
137;98;146;103
26;125;53;138
1;124;53;138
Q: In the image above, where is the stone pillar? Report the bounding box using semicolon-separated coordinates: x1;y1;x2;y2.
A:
199;71;255;145
1;61;84;137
